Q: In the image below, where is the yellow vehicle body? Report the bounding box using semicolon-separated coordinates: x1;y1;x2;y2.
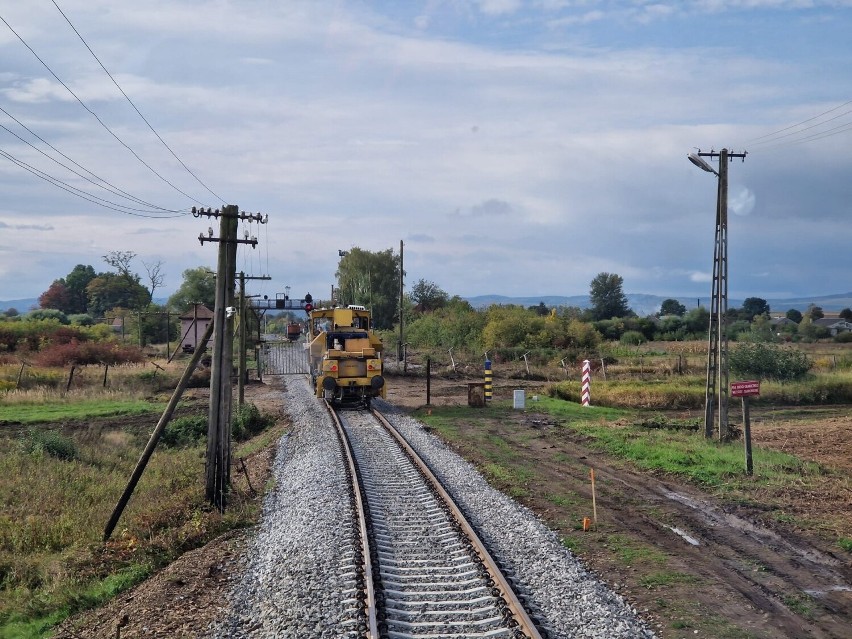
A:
308;306;386;406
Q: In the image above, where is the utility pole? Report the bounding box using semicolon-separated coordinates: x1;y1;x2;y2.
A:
237;272;271;406
196;205;267;511
398;239;404;361
691;149;747;442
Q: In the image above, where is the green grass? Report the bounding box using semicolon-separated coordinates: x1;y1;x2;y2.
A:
604;534;668;566
0;396;278;638
0;399;160;425
0;564;152;639
838;537;852;553
638;570;700;589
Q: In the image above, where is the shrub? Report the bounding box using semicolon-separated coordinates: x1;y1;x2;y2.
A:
729;342;811;381
161;415;207;447
835;332;852;344
233;403;275;441
620;331;645;346
20;429;78;461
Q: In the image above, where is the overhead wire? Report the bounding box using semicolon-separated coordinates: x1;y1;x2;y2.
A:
745;99;852;152
0;145;185;217
0;11;209;207
50;0;226;204
0;108;187;213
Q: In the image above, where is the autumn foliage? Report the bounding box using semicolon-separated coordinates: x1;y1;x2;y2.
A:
33;339;145;367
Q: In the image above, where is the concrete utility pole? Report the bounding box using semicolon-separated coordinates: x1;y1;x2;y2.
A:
690;148;747;442
196;205;267;511
398;239;404;361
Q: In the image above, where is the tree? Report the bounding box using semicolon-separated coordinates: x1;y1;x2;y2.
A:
839;308;852;321
741;297;770;321
86;272;150;316
103;250;136;280
659;298;686;317
336;247;402;329
589;272;630;321
39;280;72;312
786;308;803;323
410;279;448;312
529;301;549;316
64;264;97;314
143;260;165;302
805;305;824;321
167;267;217;311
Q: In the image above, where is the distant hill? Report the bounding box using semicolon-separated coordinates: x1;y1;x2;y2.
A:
0;298;38;312
464;292;852;317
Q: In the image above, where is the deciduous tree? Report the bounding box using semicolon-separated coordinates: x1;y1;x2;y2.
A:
410;279;448;312
589;272;630;321
336;247;402;329
167;267;217;311
659;298;686;316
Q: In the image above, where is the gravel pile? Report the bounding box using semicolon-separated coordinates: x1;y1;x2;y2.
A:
213;377;655;638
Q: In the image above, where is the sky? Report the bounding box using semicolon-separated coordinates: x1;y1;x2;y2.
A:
1;0;851;306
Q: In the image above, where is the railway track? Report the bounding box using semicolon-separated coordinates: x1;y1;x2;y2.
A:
327;402;543;639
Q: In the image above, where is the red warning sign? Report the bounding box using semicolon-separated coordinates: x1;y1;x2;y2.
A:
731;380;760;397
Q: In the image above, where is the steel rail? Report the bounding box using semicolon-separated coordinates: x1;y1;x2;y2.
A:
370;407;544;639
325;401;379;638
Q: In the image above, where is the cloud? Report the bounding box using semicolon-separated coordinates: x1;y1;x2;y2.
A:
729;184;756;216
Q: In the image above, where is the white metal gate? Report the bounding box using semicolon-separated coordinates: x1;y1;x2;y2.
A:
262;338;309;375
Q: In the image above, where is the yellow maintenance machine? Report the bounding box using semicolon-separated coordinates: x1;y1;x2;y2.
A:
308;305;385;407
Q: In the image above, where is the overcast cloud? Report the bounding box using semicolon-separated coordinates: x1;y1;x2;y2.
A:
1;0;851;306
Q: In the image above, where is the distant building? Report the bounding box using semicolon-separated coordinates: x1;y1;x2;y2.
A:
179;304;214;352
813;318;852;336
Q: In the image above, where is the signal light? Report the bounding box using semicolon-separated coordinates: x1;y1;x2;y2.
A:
304;303;313;312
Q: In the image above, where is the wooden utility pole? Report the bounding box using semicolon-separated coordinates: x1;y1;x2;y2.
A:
196;205;266;511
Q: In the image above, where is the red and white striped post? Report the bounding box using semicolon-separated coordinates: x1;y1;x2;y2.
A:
581;359;591;407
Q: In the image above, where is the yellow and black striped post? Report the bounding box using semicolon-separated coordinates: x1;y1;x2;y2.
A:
484;358;492;402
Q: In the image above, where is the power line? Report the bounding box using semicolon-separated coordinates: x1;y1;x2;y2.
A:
0;107;186;213
0;11;209;206
50;0;226;203
0;145;186;218
743;99;852;152
746;99;852;144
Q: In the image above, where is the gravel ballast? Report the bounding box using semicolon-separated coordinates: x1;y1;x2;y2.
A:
213;377;655;638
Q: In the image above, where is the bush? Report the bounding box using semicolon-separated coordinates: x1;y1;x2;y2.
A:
729;342;811;381
233;403;275;441
620;330;645;346
161;415;207;447
20;429;78;461
835;332;852;344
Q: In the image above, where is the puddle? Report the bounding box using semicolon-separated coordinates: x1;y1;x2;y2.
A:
665;525;700;546
804;585;852;597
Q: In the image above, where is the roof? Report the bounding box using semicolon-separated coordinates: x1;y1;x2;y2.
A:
179;303;215;320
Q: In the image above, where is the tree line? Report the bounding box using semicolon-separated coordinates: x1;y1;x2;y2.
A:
6;245;850;355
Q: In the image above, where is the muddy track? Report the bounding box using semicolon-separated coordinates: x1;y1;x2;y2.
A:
536;426;852;638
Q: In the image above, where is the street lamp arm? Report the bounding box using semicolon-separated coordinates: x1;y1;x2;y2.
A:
688;153;719;176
